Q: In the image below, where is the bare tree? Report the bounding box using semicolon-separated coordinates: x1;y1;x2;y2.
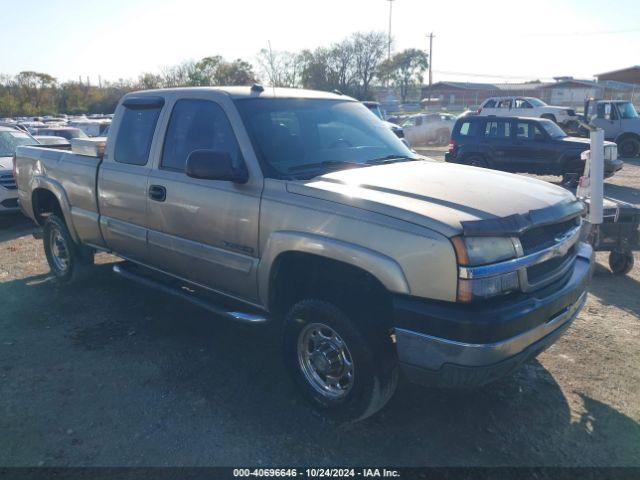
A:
256;47;304;87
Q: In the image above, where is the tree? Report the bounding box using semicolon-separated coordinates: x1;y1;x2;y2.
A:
256;48;305;87
378;48;429;103
351;32;387;99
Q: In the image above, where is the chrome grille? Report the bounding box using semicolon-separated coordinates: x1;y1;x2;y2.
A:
0;173;17;190
517;217;581;292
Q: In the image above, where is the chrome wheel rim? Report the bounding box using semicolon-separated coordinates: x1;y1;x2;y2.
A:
297;322;354;399
49;227;70;272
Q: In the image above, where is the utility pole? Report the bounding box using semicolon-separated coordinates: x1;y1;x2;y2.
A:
386;0;395;61
427;32;434;104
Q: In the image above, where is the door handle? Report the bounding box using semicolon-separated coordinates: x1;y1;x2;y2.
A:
148;185;166;202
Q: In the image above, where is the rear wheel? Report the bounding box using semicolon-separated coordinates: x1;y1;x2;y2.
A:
466;156;488;168
609;250;634;275
618;137;640;158
283;299;398;422
43;214;94;283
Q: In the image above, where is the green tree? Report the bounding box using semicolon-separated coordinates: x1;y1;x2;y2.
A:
378;48;429;103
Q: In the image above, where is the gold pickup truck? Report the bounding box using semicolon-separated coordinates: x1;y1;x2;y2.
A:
15;86;593;421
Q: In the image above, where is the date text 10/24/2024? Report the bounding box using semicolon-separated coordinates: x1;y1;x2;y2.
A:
233;469;401;478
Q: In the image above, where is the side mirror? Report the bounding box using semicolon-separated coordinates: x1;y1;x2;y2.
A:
185;150;248;183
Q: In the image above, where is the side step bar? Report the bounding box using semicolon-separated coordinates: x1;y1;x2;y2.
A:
112;263;267;324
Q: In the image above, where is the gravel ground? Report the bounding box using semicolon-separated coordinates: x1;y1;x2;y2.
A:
0;153;638;467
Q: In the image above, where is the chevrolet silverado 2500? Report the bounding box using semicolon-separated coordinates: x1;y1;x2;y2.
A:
15;87;593;421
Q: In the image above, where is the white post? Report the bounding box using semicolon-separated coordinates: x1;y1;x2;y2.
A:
589;128;604;225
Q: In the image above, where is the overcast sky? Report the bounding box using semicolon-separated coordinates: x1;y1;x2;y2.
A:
2;0;639;84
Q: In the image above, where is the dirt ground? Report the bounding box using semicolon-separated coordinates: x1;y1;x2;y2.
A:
0;152;638;467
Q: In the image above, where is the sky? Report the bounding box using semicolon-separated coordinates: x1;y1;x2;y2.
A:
1;0;639;85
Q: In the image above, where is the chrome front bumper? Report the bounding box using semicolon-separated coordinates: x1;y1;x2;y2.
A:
396;291;586;372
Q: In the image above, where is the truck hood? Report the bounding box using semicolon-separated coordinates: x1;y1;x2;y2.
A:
287;160;577;236
0;156;13;171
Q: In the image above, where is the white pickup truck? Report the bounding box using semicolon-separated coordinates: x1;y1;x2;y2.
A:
15;86;593;421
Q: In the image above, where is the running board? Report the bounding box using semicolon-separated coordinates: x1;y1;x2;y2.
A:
112;263;267;324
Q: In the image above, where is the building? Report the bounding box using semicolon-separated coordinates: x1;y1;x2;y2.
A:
422;77;640;110
595;66;640;85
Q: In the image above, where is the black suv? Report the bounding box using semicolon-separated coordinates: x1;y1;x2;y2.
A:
445;116;623;185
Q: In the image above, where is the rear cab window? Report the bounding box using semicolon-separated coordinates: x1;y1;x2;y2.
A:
114;97;164;165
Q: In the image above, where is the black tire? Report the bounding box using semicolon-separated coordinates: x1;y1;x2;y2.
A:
541;114;557;123
466;156;488;168
43;214;94;283
618;137;640;158
609;250;634;275
283;299;398;422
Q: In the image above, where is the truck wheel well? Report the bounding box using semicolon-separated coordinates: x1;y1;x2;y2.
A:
32;189;63;225
616;132;640;143
269;252;393;328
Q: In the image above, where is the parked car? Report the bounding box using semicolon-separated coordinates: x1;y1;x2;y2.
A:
0;127;39;213
401;112;456;145
16;87;593;421
445;116;622;186
477;96;580;129
583;99;640;157
34;126;88;141
362;101;406;143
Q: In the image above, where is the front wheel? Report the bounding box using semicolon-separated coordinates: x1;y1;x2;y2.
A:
43;214;94;283
283;299;398;422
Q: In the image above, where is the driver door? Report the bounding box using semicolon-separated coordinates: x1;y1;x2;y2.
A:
145;95;262;302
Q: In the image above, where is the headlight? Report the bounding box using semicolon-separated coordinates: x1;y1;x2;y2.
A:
452;236;520;302
452;236;517;266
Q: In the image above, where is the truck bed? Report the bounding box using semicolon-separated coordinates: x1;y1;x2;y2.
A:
15;145;104;246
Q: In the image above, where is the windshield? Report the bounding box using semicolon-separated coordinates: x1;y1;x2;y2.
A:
540;120;567;138
0;130;39;157
364;103;384;120
235;98;417;178
615;102;639;119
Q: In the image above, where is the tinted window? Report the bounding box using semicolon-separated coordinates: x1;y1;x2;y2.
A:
516;122;544;139
115;106;162;165
483;100;496;108
497;100;512;109
161;99;243;172
484;121;511;138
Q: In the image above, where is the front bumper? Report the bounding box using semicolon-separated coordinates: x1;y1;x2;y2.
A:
394;243;593;387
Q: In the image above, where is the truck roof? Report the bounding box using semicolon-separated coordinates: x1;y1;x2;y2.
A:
123;86;353;101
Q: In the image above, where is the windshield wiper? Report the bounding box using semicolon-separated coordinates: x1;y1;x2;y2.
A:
288;160;363;172
365;155;417;165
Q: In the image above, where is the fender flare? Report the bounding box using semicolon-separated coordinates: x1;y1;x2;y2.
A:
257;231;411;308
30;176;80;243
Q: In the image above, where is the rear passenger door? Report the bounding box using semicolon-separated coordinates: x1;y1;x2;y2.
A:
98;96;164;263
512;121;557;173
145;95;262;302
481;119;514;170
